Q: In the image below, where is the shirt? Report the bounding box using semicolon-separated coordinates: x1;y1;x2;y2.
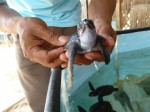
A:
0;0;81;27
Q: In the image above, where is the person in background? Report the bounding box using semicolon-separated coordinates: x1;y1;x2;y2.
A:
0;0;116;111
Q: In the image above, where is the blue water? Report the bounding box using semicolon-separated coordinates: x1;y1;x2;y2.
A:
61;31;150;112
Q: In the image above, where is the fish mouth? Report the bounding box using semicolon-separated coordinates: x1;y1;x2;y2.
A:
77;19;95;35
78;19;95;29
83;19;95;30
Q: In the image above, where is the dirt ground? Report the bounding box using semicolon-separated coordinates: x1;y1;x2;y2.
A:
0;45;30;112
3;98;32;112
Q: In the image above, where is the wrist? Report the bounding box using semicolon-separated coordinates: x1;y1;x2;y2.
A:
94;18;112;25
94;18;112;32
93;18;115;38
15;17;48;34
5;16;23;33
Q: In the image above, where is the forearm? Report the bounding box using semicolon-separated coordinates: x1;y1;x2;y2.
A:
0;3;22;33
88;0;116;24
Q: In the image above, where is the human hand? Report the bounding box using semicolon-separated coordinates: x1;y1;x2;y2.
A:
60;19;116;68
84;19;116;62
16;17;68;68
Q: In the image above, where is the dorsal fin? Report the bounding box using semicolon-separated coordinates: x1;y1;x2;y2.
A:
88;81;95;91
77;106;87;112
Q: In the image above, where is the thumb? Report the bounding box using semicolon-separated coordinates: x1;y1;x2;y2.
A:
34;28;70;46
102;36;115;53
102;36;115;47
58;36;70;45
47;32;70;46
44;32;70;46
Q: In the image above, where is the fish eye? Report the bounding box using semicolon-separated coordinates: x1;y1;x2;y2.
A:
77;21;86;29
87;20;95;29
77;24;83;29
82;19;95;28
88;20;94;25
81;19;88;25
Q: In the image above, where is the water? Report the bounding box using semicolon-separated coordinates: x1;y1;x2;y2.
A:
61;31;150;112
70;47;150;112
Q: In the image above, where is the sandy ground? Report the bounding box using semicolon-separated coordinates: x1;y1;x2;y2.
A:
3;98;32;112
0;45;29;111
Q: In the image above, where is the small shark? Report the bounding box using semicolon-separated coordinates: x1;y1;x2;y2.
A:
64;19;110;88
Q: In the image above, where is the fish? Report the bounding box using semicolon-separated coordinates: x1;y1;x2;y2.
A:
89;100;116;112
64;19;110;88
88;81;118;97
77;82;118;112
78;97;116;112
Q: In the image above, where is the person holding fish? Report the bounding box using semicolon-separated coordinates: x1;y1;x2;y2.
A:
0;0;116;111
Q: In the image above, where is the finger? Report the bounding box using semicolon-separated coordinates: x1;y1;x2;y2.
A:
34;27;70;46
104;30;116;53
49;58;64;68
40;58;63;68
29;47;64;68
103;36;114;47
112;30;117;42
96;34;115;54
65;51;93;65
103;36;115;53
47;47;65;61
60;53;68;62
85;52;104;62
61;63;68;68
74;54;93;65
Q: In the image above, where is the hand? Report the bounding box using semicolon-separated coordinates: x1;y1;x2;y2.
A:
60;19;116;67
16;17;68;68
60;52;93;68
84;19;116;62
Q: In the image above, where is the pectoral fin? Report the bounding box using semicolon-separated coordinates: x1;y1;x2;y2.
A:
88;81;95;92
99;45;110;65
77;106;87;112
96;36;110;65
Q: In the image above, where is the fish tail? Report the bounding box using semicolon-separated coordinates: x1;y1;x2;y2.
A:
68;43;78;88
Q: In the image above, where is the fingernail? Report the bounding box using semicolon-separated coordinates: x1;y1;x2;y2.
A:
85;55;93;60
107;36;115;46
60;54;68;62
61;63;67;68
59;36;69;43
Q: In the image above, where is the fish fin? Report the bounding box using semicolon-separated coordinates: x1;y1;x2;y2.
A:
68;43;78;88
114;88;119;91
98;96;104;104
64;32;78;50
88;81;95;91
96;35;110;65
77;106;87;112
99;46;110;65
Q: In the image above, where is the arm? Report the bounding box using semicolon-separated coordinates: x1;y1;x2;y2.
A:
85;0;117;61
0;2;68;68
89;0;116;23
61;0;117;66
0;2;22;33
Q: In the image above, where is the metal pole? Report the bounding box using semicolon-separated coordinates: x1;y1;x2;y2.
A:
44;67;62;112
84;0;88;19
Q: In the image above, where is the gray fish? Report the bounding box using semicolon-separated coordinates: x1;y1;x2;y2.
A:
64;19;110;88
